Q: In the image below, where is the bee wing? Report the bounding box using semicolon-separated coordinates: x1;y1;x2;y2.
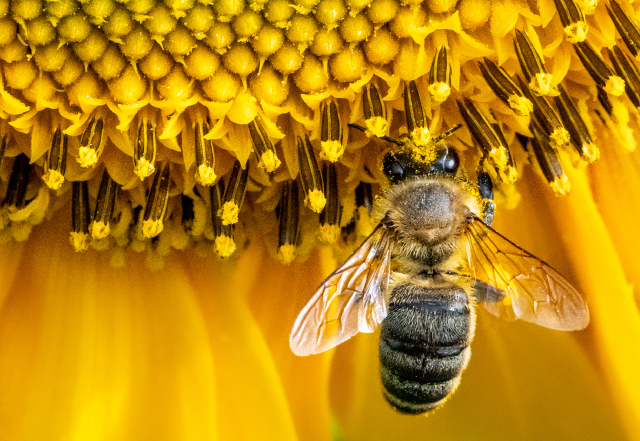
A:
290;223;394;356
464;216;589;331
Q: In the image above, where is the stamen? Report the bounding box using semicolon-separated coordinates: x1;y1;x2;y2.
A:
554;84;599;162
573;41;626;97
518;76;571;150
133;118;157;180
319;100;344;162
530;122;570;196
0;133;7;170
478;58;533;116
354;181;376;237
362;83;389;138
428;46;451;103
90;169;119;240
597;87;613;115
609;46;640;108
404;80;432;147
597;89;636;152
42;127;67;190
210;179;236;258
514;29;555;96
181;195;195;234
457;98;510;169
194;118;217;186
607;0;640;59
217;159;249;225
142;163;171;238
77;117;104;168
248;116;281;173
277;180;300;265
477;167;495;227
318;161;341;244
490;123;518;183
70;181;91;252
552;0;588;43
2;154;32;210
297;134;326;213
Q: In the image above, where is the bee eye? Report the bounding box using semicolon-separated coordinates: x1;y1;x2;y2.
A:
383;152;429;184
433;146;460;175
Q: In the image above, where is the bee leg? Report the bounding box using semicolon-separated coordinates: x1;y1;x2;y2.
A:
474;280;505;303
477;168;496;227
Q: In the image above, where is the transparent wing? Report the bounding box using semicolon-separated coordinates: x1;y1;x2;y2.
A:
290;223;394;356
464;216;589;331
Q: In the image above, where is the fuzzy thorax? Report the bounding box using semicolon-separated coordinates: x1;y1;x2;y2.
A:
376;176;482;267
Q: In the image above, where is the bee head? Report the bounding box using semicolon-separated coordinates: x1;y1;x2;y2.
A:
383;145;460;184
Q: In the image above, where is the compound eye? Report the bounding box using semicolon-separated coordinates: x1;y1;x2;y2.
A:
383;152;429;184
434;146;460;175
383;153;407;183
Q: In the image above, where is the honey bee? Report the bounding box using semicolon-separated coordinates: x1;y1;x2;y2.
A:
289;142;589;415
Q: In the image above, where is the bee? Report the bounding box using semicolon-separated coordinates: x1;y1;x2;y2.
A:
289;139;589;415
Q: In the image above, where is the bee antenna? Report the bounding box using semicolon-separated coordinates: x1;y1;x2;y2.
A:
433;124;463;144
348;123;404;146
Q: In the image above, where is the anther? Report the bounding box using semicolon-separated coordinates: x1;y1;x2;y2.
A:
404;80;432;147
607;0;640;59
355;181;376;237
297;134;326;213
428;46;451;103
42;127;67;190
362;83;389;138
552;0;588;43
457;98;511;170
478;58;533;116
554;84;599;162
319;100;345;162
210;179;236;258
277;180;300;265
518;76;571;150
2;154;31;210
133;118;157;180
217;159;249;225
318;162;341;244
609;46;640;108
70;181;91;252
573;41;626;97
77;117;104;168
90;169;119;240
194;118;217;186
142;163;171;239
514;29;555;95
530;122;570;196
248;116;281;173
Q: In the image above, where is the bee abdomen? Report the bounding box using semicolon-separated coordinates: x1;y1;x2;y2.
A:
378;279;474;414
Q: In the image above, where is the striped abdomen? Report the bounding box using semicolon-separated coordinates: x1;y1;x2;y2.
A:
379;275;475;414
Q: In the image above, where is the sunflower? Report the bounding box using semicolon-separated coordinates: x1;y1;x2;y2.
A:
0;0;639;439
